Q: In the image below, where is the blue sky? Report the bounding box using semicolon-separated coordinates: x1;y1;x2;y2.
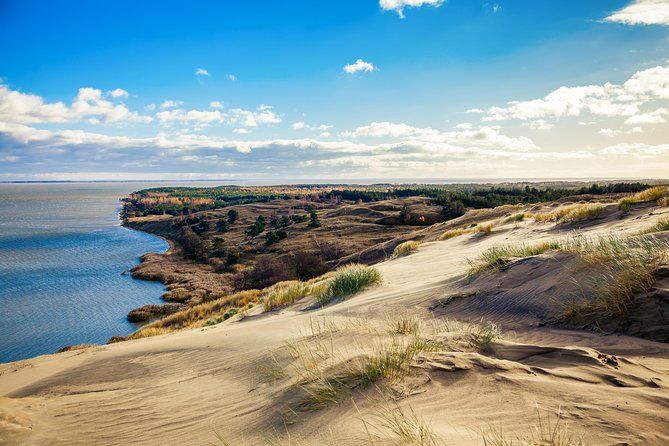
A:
1;0;668;180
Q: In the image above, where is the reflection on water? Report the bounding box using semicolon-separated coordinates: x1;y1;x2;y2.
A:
0;183;185;363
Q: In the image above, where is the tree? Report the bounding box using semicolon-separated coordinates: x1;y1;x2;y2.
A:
211;237;227;258
308;211;321;228
216;218;229;232
246;215;266;237
265;230;280;245
179;228;207;260
227;209;239;224
193;220;211;235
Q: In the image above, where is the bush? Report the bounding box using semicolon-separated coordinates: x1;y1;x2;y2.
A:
392;240;420;258
292;251;328;280
308;211;322;228
235;256;296;290
316;264;382;305
227;209;239;224
178;228;208;260
216;219;229;232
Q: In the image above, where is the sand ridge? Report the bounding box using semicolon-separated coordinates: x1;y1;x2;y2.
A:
1;202;668;445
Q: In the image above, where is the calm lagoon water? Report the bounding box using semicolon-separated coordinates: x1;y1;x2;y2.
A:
0;183;183;363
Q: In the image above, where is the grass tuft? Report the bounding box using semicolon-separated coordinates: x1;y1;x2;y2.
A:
392;240;421;258
439;228;472;240
468;241;562;276
534;204;604;223
619;186;668;211
263;281;310;311
315;264;382;306
641;219;669;234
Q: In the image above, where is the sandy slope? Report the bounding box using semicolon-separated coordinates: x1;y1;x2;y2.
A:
1;203;669;445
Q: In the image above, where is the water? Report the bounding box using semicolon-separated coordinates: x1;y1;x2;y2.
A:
0;183;183;363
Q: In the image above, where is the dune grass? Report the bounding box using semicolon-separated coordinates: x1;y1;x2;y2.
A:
481;407;584;446
470;234;668;318
619;186;668;212
263;280;311;311
562;235;668;316
392;240;421;258
476;223;494;233
439;228;473;240
534;204;604;223
503;213;529;224
315;264;382;306
127;289;261;340
641;219;669;234
468;241;562;276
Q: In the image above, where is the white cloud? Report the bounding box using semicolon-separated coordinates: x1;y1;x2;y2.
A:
597;127;643;137
599;142;669;157
210;101;224;109
379;0;444;19
1;155;19;162
226;74;237;81
195;68;211;77
466;108;485;114
522;119;554;130
0;85;152;125
144;104;156;111
479;64;669;124
343;59;377;74
623;107;668;125
455;122;473;130
160;100;183;109
292;121;332;131
156;104;281;129
342;121;538;153
233;128;250;134
604;0;669;26
108;88;129;99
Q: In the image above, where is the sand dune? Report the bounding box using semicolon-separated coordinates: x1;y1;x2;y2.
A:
1;202;669;445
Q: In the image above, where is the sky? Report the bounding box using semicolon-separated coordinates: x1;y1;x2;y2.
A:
1;0;668;181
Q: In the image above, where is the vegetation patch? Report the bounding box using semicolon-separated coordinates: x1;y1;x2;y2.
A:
126;290;261;340
315;264;382;306
641;219;669;235
439;228;473;240
263;281;311;311
392;240;421;258
468;241;562;276
534;204;604;224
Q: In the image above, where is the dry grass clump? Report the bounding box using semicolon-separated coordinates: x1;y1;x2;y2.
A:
619;186;669;212
562;235;668;316
468;241;562;276
439;228;472;240
534;204;604;224
481;407;584;446
641;219;669;234
361;404;445;446
263;281;311;311
392;240;421;258
503;213;530;224
315;264;382;306
476;223;494;233
127;289;261;340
